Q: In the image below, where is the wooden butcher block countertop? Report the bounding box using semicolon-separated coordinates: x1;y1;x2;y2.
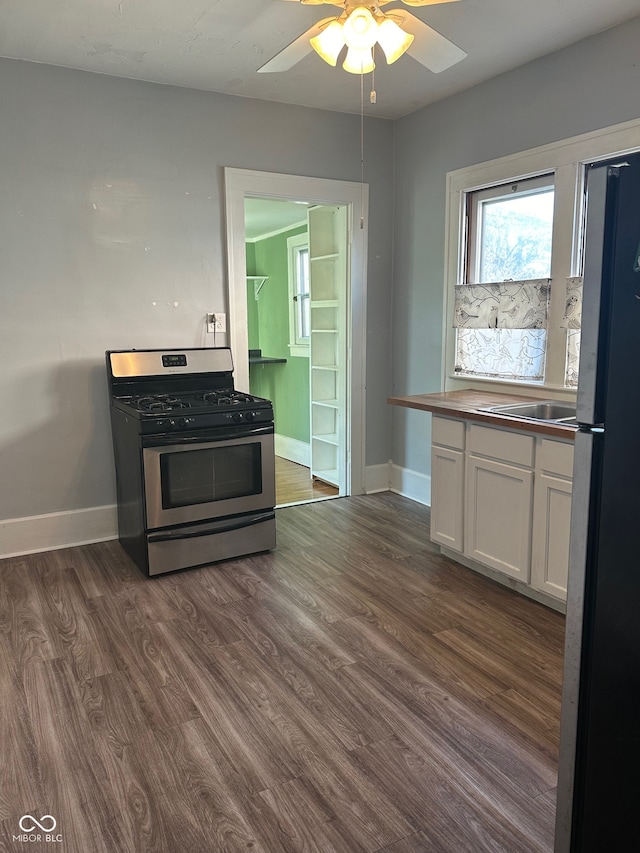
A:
388;389;577;439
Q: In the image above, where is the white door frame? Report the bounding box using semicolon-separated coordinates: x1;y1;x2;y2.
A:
224;167;368;496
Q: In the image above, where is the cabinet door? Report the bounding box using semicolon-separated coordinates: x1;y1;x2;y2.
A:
431;445;464;552
465;455;533;581
531;472;572;600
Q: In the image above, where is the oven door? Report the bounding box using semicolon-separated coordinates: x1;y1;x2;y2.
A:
142;425;275;529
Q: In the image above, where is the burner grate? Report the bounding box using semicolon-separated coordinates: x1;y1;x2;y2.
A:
193;390;253;407
129;394;192;412
117;388;266;414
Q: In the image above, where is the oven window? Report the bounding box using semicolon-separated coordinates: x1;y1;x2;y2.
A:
160;443;263;508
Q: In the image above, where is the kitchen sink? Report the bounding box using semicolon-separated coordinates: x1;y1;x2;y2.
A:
482;401;577;423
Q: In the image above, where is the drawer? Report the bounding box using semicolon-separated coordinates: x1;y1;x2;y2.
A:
537;438;574;478
432;416;465;450
468;423;534;467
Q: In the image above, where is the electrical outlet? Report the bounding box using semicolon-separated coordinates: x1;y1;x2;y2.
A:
207;313;227;334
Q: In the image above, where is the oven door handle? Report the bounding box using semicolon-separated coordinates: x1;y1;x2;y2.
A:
147;511;275;542
142;424;273;446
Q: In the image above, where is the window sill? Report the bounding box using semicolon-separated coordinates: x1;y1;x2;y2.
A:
446;373;577;401
289;344;310;358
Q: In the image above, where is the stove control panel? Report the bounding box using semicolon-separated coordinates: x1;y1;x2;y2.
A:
162;354;188;368
164;417;197;429
143;408;273;434
225;410;263;424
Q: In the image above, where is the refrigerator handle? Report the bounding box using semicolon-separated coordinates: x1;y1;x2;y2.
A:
576;164;619;425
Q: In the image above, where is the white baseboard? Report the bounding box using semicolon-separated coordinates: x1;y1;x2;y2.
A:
365;462;392;494
275;434;310;467
0;505;118;559
390;464;431;507
362;461;430;505
0;462;429;559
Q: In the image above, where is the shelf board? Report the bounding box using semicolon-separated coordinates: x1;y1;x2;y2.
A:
247;275;269;298
312;398;339;408
311;300;339;308
310;252;339;262
312;468;339;487
311;364;339;372
312;433;339;446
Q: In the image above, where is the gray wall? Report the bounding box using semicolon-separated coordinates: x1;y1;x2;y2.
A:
0;58;394;524
391;15;640;478
3;14;639;533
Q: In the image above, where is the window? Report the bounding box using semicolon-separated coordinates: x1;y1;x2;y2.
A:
468;176;555;283
287;233;310;357
444;118;640;392
455;176;555;383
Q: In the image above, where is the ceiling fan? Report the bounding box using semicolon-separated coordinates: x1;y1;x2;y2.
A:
258;0;467;76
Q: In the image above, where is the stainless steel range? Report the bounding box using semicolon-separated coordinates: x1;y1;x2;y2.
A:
106;348;276;576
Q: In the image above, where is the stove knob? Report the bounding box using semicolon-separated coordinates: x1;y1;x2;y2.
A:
178;417;194;428
168;419;177;429
245;411;255;423
232;412;244;423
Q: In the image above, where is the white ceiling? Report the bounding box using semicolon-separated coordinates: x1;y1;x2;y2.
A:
0;0;638;120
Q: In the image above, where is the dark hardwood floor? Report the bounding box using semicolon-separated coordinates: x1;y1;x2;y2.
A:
0;493;564;852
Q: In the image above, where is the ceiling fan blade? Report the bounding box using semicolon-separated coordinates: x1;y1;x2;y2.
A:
257;17;336;73
392;9;466;73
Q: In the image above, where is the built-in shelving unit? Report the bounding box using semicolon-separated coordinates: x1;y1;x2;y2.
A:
308;205;347;489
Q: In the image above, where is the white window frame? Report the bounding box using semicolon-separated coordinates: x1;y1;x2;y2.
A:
466;174;555;285
287;232;310;357
443;117;640;397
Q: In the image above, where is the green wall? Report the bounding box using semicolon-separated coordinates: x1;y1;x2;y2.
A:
247;226;310;444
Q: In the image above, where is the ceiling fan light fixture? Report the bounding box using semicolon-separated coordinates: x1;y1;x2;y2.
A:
342;45;376;75
376;17;414;64
342;7;379;51
310;19;346;66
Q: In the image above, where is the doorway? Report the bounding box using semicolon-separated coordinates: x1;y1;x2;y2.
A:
245;197;348;506
224;168;368;504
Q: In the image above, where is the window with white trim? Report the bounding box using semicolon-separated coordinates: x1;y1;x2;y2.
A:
444;119;640;392
455;175;555;383
287;232;310;357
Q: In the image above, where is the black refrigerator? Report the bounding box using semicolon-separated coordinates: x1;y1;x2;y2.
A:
555;151;640;851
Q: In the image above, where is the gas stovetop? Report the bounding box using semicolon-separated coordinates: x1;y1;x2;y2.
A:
117;389;269;415
107;347;274;432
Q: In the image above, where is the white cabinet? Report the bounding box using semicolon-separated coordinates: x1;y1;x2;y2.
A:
465;425;534;583
308;205;348;489
531;438;574;600
431;417;465;553
430;417;573;604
